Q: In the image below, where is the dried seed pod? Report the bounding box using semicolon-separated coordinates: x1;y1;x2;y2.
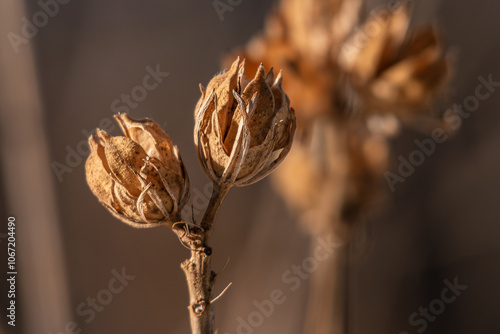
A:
338;1;449;116
194;57;296;187
85;113;189;228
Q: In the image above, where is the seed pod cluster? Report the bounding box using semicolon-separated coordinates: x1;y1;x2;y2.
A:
338;1;449;115
221;0;450;237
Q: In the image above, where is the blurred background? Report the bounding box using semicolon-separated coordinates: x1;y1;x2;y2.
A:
1;0;500;333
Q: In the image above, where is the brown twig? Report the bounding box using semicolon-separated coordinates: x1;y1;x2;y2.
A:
201;183;231;235
181;247;216;334
177;182;231;334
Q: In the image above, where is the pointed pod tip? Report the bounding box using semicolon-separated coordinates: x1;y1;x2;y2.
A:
274;70;284;88
265;67;275;86
115;112;129;119
113;113;131;137
237;59;247;80
230;57;241;71
253;63;266;81
114;112;138;125
96;128;113;142
258;62;265;71
88;133;100;150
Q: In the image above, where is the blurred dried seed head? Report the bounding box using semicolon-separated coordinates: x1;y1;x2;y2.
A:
226;0;451;236
230;0;449;129
225;0;362;131
272;117;349;235
194;57;296;187
338;1;449;117
272;115;389;235
85;113;189;228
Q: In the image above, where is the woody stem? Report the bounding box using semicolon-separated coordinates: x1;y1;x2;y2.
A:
180;182;231;334
200;182;231;237
181;246;216;334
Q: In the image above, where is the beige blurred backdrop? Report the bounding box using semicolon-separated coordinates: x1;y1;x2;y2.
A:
1;0;500;334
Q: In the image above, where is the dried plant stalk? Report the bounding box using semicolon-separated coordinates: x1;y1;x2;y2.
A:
304;237;349;334
85;56;296;333
179;183;230;334
181;239;215;334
